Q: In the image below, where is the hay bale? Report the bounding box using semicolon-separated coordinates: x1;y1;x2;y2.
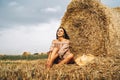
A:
60;0;120;57
113;7;120;13
110;10;120;58
22;52;31;56
0;54;4;57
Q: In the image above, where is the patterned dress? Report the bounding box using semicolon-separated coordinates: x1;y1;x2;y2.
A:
49;40;71;59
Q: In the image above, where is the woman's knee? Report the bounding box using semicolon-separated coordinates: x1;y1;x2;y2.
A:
51;47;59;57
68;53;74;59
70;54;74;58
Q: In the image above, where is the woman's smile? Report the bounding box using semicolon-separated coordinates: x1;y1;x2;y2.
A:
57;29;64;37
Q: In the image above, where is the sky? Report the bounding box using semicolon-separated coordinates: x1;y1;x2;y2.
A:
0;0;120;55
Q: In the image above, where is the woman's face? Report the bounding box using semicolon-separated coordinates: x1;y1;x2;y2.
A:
57;28;64;38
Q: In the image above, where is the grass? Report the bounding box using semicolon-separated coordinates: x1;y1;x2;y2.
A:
0;54;47;60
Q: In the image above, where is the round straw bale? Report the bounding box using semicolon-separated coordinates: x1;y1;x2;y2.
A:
22;52;31;56
60;0;120;57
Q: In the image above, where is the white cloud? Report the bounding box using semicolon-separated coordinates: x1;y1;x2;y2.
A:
0;19;60;55
43;6;61;12
8;1;18;7
16;6;25;11
8;1;25;12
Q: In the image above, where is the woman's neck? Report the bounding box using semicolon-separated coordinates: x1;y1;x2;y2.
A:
58;37;64;41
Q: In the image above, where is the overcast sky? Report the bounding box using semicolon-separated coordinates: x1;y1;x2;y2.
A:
0;0;120;55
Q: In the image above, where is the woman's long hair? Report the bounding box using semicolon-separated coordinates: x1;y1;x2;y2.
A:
56;27;70;39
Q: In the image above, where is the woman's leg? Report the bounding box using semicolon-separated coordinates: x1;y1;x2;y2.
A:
58;53;74;65
46;52;52;65
47;47;59;68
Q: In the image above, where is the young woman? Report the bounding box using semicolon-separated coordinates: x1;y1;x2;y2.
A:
46;27;74;68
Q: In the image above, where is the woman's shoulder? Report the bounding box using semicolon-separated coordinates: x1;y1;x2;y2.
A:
65;39;70;42
64;39;70;43
52;39;58;43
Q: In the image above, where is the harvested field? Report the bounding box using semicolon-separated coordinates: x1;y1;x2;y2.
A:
0;58;119;80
